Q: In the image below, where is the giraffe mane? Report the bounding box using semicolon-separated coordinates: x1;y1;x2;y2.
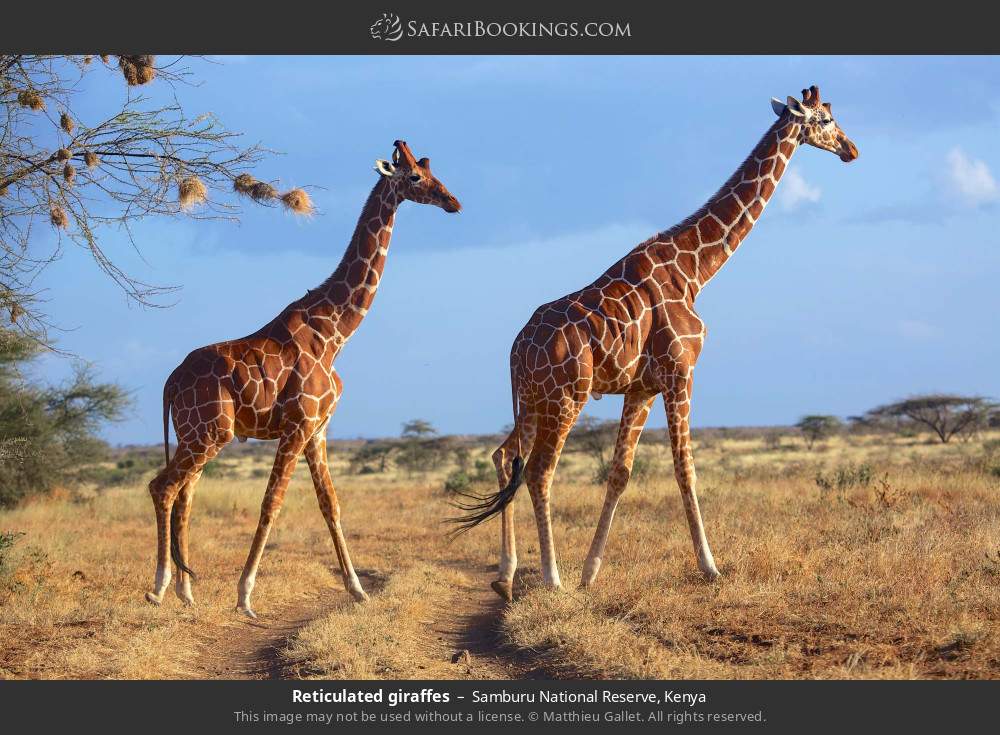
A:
647;118;785;246
308;179;388;299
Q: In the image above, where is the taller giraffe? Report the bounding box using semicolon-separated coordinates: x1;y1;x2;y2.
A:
146;141;461;618
453;86;858;600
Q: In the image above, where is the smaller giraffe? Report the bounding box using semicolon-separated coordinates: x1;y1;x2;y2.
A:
145;141;460;618
451;86;858;601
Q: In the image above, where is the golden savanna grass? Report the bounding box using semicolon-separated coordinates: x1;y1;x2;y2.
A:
0;428;998;679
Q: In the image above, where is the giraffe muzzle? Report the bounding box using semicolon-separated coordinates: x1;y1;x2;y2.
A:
838;137;859;163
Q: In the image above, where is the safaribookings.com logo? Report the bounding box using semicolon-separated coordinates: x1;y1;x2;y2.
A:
370;13;631;42
370;13;404;41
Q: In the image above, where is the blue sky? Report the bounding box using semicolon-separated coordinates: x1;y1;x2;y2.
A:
34;56;1000;443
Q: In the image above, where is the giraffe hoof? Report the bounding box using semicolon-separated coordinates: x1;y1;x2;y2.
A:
350;589;370;603
702;568;722;582
144;592;162;606
490;580;513;602
236;605;258;620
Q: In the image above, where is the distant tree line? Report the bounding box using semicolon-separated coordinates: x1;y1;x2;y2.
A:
796;393;998;449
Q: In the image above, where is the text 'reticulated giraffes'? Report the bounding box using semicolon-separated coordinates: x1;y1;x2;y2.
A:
145;141;461;618
449;86;858;602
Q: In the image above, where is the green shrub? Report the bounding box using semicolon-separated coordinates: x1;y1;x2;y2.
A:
594;453;656;485
201;459;238;479
815;463;874;493
0;531;24;574
443;470;471;494
443;459;493;494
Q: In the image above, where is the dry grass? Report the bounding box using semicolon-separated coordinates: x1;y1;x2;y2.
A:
0;429;998;679
284;563;467;679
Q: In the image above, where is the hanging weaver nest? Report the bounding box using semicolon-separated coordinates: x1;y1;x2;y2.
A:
118;55;157;86
84;150;100;169
178;176;207;209
232;175;313;215
281;188;314;215
60;112;74;134
56;148;72;162
82;55;93;66
233;173;256;195
16;90;45;111
50;204;69;229
100;54;110;64
63;163;76;185
248;182;279;202
9;303;24;324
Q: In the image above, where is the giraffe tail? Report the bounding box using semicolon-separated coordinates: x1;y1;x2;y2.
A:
446;456;524;535
446;355;526;535
170;529;196;580
162;382;172;467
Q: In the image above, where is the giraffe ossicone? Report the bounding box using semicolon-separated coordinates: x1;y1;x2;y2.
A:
449;85;858;599
145;140;461;618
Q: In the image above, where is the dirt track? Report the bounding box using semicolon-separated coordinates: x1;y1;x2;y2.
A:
189;563;543;680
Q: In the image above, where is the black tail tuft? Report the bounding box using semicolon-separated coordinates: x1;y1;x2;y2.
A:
446;456;524;536
170;523;196;580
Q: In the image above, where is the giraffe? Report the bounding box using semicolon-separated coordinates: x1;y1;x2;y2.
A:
451;86;858;601
145;140;461;618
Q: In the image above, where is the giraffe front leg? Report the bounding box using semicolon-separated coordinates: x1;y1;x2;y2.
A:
304;428;368;603
664;374;720;581
237;432;305;618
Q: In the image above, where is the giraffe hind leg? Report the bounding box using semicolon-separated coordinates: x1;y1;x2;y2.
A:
146;448;202;605
171;472;208;606
147;431;227;607
490;429;522;602
523;397;586;590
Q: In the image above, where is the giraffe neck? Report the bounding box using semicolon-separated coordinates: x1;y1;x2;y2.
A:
311;177;402;346
652;116;801;294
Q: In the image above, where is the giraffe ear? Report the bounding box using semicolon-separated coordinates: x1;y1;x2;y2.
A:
374;159;396;177
785;96;807;118
770;97;786;116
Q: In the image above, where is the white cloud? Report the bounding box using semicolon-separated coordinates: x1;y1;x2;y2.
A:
777;168;821;212
944;147;998;208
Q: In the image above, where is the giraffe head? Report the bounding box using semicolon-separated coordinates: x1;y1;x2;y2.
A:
374;140;462;213
771;85;859;163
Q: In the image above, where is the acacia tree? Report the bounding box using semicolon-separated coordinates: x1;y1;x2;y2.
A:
866;394;996;444
795;415;842;450
1;55;313;342
397;419;445;476
0;328;127;506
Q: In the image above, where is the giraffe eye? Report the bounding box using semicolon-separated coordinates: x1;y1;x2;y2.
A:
409;174;421;183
